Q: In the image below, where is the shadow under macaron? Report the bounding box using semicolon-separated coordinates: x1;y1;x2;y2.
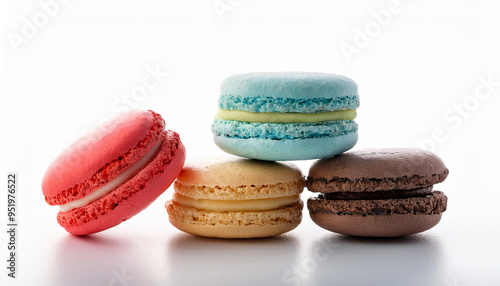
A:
300;233;444;286
165;232;300;285
49;234;132;286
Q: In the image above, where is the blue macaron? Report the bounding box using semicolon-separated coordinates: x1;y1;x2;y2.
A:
211;72;359;161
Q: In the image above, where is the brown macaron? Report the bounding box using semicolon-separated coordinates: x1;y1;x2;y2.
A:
306;148;449;237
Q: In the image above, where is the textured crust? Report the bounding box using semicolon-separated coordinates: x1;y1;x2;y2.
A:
309;212;442;237
169;219;301;239
218;95;360;113
211;119;358;140
44;110;165;205
166;201;303;226
57;131;185;235
177;158;303;188
166;201;303;238
219;72;359;112
307;169;449;193
307;191;447;216
174;179;305;200
307;148;448;179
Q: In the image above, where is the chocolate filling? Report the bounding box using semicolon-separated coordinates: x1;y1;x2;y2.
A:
320;186;433;200
308;191;447;216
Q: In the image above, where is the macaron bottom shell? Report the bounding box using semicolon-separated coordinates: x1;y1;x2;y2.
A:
309;212;442;237
166;201;303;238
214;132;358;161
307;191;447;237
58;136;186;235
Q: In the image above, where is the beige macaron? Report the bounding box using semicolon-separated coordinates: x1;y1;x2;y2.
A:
166;157;304;238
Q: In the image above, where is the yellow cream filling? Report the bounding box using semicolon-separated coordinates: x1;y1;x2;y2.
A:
172;193;299;212
215;109;356;123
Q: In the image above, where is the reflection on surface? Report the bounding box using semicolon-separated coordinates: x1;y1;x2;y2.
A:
50;233;148;286
166;233;299;285
47;229;443;285
302;234;444;286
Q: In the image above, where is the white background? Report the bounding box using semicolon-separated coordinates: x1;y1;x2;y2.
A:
1;1;500;285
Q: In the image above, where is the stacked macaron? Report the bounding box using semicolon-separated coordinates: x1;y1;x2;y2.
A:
198;72;447;238
42;72;449;239
211;72;360;161
165;72;362;238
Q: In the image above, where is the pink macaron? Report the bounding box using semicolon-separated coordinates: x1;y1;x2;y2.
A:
42;110;186;235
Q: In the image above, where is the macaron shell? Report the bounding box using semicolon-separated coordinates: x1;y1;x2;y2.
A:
177;157;303;189
309;212;442;237
169;219;301;239
220;72;358;101
166;201;303;238
307;169;449;193
58;132;186;235
218;94;359;113
174;179;304;201
43;110;164;205
308;148;448;180
214;132;358;161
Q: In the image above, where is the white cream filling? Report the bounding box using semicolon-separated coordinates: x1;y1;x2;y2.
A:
59;140;162;213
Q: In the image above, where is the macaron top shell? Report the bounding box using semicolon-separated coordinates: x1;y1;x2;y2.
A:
177;157;303;187
174;157;305;200
42;110;164;205
309;148;448;180
307;148;449;193
218;72;359;113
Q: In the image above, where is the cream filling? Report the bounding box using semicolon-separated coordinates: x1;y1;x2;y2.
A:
59;140;162;213
215;108;357;123
172;192;300;212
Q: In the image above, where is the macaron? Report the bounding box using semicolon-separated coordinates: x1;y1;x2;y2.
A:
166;158;304;238
42;110;186;235
211;72;359;161
306;148;449;237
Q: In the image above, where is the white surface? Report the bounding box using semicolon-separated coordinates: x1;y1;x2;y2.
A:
1;1;500;285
